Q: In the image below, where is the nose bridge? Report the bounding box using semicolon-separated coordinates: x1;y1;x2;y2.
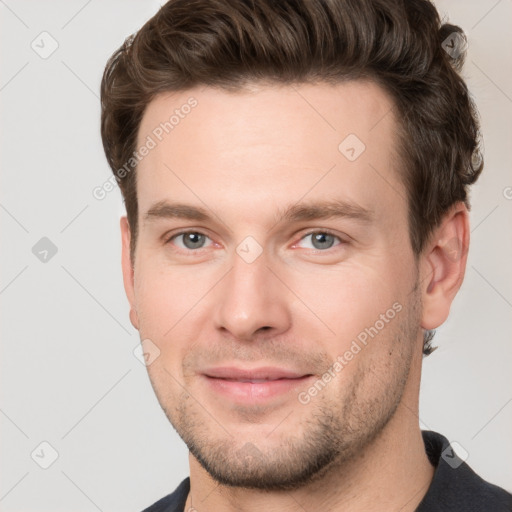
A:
213;241;290;339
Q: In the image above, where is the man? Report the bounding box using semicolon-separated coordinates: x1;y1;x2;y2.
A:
100;0;512;510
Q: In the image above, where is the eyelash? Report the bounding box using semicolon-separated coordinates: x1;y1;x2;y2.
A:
165;229;346;255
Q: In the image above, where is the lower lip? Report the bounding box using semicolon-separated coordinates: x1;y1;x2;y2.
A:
203;375;313;402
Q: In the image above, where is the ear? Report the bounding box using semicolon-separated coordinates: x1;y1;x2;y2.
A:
120;216;139;331
420;202;470;330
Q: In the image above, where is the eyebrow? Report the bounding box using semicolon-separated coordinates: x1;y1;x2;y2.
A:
143;199;374;226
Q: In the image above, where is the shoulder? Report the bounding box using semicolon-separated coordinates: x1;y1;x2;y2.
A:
140;477;190;512
417;431;512;511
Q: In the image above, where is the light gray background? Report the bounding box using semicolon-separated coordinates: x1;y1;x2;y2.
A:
1;1;511;510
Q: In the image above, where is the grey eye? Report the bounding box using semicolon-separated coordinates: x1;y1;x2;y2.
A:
308;232;337;250
178;232;208;250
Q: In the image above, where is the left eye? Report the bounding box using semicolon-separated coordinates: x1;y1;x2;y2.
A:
297;231;343;251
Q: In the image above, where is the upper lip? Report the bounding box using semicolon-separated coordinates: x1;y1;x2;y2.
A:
202;366;311;381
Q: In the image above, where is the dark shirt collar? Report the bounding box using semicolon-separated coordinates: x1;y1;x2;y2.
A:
416;430;512;511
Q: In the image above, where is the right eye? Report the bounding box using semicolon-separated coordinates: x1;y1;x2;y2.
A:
166;231;214;252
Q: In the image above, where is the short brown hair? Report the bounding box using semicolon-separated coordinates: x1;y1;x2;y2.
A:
100;0;483;355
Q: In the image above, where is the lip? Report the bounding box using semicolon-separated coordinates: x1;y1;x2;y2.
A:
201;366;314;402
203;366;309;380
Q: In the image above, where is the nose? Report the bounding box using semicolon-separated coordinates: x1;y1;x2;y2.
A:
213;246;292;342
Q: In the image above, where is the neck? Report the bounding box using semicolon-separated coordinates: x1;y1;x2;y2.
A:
185;349;434;512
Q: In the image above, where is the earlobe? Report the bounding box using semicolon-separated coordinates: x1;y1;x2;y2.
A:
420;203;470;330
120;216;139;331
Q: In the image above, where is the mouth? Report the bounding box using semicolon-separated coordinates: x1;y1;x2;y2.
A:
201;366;314;402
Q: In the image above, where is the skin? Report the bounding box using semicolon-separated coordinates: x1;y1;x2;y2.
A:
120;81;470;511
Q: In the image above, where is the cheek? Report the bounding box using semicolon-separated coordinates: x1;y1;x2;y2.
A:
288;261;403;347
133;262;189;350
134;257;204;320
133;262;215;363
134;269;171;332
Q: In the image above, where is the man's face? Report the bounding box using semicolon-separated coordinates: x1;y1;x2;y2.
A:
125;81;423;490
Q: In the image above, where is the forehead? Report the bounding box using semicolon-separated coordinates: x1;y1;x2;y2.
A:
135;81;406;229
138;80;397;153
